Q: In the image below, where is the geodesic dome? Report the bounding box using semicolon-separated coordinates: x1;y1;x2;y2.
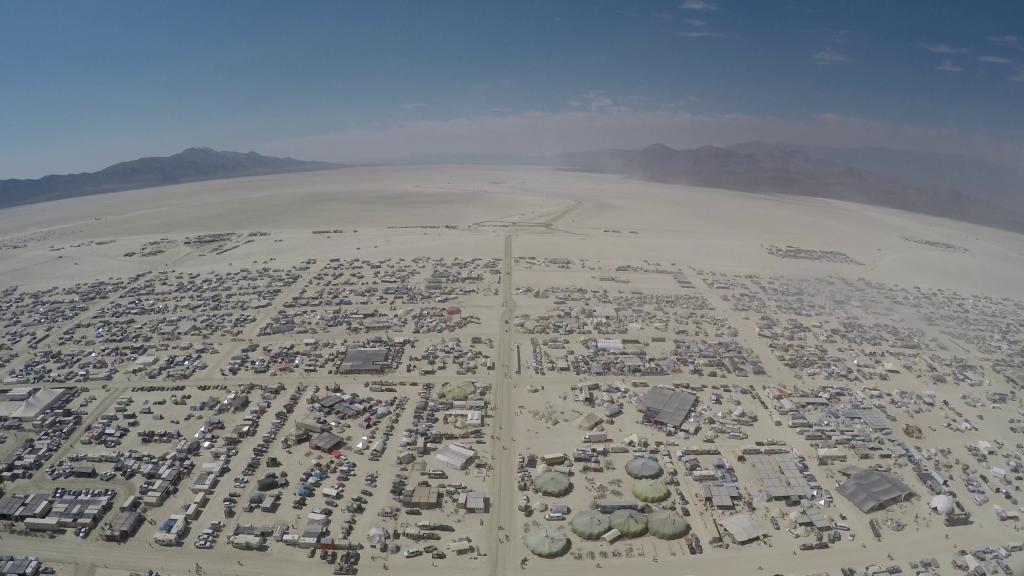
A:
632;479;670;502
648;511;690;539
625;456;663;479
525;528;571;558
533;471;572;496
609;509;648;538
570;509;610;540
929;494;954;515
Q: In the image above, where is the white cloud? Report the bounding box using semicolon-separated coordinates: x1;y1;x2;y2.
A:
813;47;848;64
401;102;426;110
678;31;730;38
918;42;968;54
936;59;963;73
258;107;1024;167
989;35;1021;47
680;0;718;12
567;92;625;112
979;55;1014;64
1011;68;1024;83
826;28;851;45
686;18;706;26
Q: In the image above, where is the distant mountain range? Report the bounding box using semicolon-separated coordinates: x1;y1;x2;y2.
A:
0;147;339;209
6;143;1023;233
561;142;1024;233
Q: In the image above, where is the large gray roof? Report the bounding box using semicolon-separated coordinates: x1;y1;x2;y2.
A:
721;513;768;543
338;347;390;372
836;470;914;513
641;387;697;428
747;453;813;500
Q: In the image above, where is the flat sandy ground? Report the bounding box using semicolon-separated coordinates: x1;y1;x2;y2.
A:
2;165;1023;576
1;165;1022;295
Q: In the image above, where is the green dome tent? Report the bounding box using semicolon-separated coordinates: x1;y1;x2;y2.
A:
609;509;648;538
625;457;662;479
440;381;477;400
533;471;572;497
647;511;690;540
632;479;670;502
525;528;571;558
570;510;610;540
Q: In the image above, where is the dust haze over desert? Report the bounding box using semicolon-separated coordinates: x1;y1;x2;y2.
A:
1;3;1024;576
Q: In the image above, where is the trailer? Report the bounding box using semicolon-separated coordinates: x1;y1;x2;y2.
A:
230;534;266;550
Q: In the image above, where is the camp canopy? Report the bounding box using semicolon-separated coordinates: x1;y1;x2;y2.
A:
570;509;610;540
367;526;389;545
625;457;662;479
533;471;572;497
929;494;954;515
609;509;648;538
525;528;571;558
632;479;670;502
440;381;477;400
648;511;690;539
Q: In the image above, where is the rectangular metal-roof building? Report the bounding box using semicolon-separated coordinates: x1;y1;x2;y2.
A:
641;387;698;428
836;470;914;513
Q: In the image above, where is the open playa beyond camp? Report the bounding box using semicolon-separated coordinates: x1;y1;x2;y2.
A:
1;165;1023;576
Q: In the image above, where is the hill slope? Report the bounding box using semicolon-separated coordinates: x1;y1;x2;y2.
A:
0;148;339;209
730;141;1024;214
561;143;1024;232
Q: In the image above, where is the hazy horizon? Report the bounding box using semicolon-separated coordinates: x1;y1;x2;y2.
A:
1;1;1022;179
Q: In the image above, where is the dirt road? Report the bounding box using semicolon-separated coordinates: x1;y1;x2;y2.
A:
487;234;517;576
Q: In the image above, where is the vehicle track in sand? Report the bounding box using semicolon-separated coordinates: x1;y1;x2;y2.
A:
487;234;517;576
473;201;583;235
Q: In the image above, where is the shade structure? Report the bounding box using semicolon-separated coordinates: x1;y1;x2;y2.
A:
835;470;914;513
440;381;477;400
525;528;571;558
625;457;663;479
609;509;648;538
533;471;572;496
632;479;670;502
570;510;610;540
648;511;690;539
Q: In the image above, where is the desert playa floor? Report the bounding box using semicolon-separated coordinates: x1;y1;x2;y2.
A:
1;165;1023;576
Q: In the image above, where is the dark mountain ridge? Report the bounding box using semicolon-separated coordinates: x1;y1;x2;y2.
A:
0;147;339;209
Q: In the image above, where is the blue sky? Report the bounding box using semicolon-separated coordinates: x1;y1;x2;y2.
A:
0;0;1022;178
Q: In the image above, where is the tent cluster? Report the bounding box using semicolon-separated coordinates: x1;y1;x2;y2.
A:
528;509;690;557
